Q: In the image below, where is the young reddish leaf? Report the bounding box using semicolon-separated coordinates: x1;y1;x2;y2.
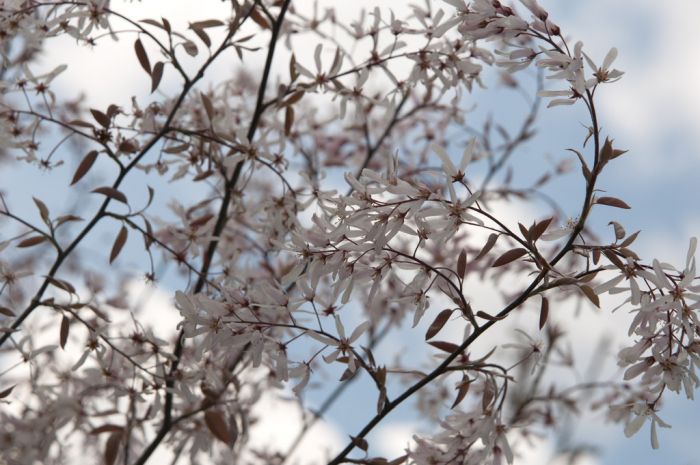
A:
105;104;120;120
482;379;495;412
389;455;408;465
68;119;95;129
361;346;377;369
55;215;83;228
161;16;171;33
610;147;628;160
518;222;529;241
90;109;110;128
33;197;50;223
349;435;369;451
531;217;553;242
339;367;356;381
376;387;387;413
592;247;601;264
619;247;640;260
608;221;626;240
163;143;190;154
110;226;128;264
600;137;614;162
190;19;224;29
579;270;598;283
539;296;549;330
182;40;198;56
150;61;164;93
190;213;214;229
201;92;215;122
191;170;212;182
92;187;128;204
367;458;391;465
289;54;298;81
474;233;498;261
71;150;99;185
104;431;123;465
460;301;474;320
90;424;124;435
579;285;600;308
457;249;467;278
596;196;631;209
45;276;76;294
284;106;294;136
0;385;15;399
143;217;154;250
0;306;16;317
283;90;305;107
375;366;387;386
60;315;69;349
603;249;625;271
134;38;151;74
140;18;166;30
249;7;271;29
17;236;47;248
118;139;139;154
190;26;211;47
476;310;506;321
145;185;155;209
491;248;528;267
425;309;453;340
620;230;641;248
204;410;232;445
451;376;471;409
567;148;591;182
428;341;460;353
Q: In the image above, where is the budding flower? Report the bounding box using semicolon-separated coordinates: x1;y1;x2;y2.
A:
520;0;548;21
431;137;477;182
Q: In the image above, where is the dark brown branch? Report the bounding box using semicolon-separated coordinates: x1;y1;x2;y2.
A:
131;2;292;463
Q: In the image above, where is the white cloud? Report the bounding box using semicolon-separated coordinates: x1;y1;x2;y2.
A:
124;278;181;334
246;391;344;465
43;1;244;109
375;421;418;459
546;0;700;174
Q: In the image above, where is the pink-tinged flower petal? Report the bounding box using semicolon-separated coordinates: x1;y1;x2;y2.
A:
306;330;336;346
687;237;697;269
175;291;196;316
520;0;548;20
314;44;323;72
624;412;646;437
292;365;310;396
71;349;91;371
431;143;457;177
547;98;576;108
540;227;571;241
334;315;346;340
624;359;651;380
323;348;341;363
459;138;476;172
602;47;618;70
649;419;659;449
652;259;673;289
348;321;370;343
